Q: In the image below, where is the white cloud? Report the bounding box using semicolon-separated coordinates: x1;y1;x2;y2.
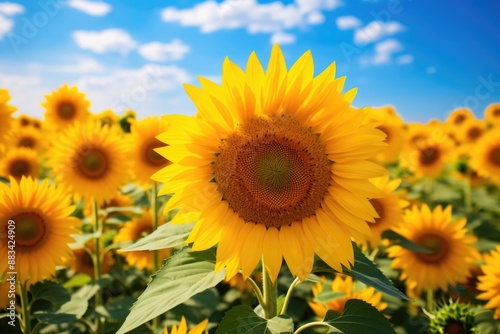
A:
0;14;13;39
73;29;137;54
360;39;403;66
68;0;111;16
354;20;404;45
161;0;340;34
0;2;24;15
138;39;190;62
77;64;191;113
0;72;40;87
336;16;361;30
270;32;296;45
396;54;414;65
29;59;105;74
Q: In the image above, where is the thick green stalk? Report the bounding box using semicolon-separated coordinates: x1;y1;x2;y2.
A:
19;281;31;334
261;258;277;319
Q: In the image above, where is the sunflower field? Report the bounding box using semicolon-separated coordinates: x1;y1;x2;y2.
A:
1;45;500;334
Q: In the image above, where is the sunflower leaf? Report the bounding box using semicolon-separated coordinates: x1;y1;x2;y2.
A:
216;305;294;334
30;280;70;304
382;230;433;254
122;222;195;251
323;299;397;334
116;247;225;334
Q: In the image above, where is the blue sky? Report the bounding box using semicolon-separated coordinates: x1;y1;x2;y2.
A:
0;0;499;122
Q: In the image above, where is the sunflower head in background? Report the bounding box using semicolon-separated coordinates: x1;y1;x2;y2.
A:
127;116;171;187
484;103;500;127
50;120;130;204
42;84;90;130
470;130;500;185
0;177;81;285
0;147;40;181
388;204;480;295
446;108;475;127
163;317;208;334
429;300;477;334
153;45;387;282
401;136;453;178
95;109;120;128
477;245;500;319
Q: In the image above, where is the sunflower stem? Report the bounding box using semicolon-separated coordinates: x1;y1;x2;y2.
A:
261;257;277;319
424;177;434;205
151;182;160;331
463;172;472;214
280;277;300;315
294;321;331;333
92;200;104;334
246;275;265;308
19;280;31;334
426;288;435;312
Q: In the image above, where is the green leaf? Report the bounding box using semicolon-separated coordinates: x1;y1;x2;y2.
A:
30;280;70;304
68;231;101;250
382;230;432;254
313;242;410;301
117;247;225;334
316;291;347;303
35;292;88;325
122;222;195;251
324;299;396;334
63;274;92;289
216;305;294;334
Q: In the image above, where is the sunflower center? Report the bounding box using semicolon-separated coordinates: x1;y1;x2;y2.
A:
454;114;466;125
143;139;168;167
57;102;76;120
213;116;331;228
415;233;449;264
369;199;384;224
467;127;482;141
419;146;439;165
8;159;31;178
77;149;109;179
488;146;500;166
493;108;500;117
444;321;466;334
19;136;35;148
20;118;30;126
10;212;46;247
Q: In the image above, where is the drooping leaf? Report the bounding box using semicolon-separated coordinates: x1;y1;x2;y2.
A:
122;222;195;251
117;247;225;334
216;305;294;334
382;230;432;254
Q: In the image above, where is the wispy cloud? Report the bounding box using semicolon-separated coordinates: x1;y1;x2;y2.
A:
0;2;24;15
354;20;404;45
360;38;404;66
138;39;190;62
28;59;105;74
270;32;296;45
396;54;414;65
67;0;112;16
336;15;361;30
72;29;138;54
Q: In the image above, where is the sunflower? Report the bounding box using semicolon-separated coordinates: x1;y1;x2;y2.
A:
0;177;80;284
404;123;431;149
366;106;405;165
446;108;474;127
469;130;500;185
457;119;487;145
42;84;90;129
69;241;114;278
164;317;208;334
0;89;16;147
429;300;477;334
0;147;39;181
401;138;452;178
50;121;129;203
152;45;387;282
8;127;44;152
387;204;479;295
477;245;500;319
17;114;32;127
484;103;500;127
308;275;387;318
95;109;120;127
114;210;171;271
127;117;171;186
358;177;408;249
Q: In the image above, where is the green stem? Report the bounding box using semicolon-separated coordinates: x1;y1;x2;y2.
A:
245;274;265;307
19;281;31;334
464;172;472;214
92;200;104;334
426;288;434;312
425;177;434;205
31;321;43;334
261;258;277;319
150;182;160;331
294;321;331;334
280;277;300;315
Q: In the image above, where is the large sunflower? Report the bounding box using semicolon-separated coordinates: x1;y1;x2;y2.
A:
387;204;479;295
164;317;208;334
42;84;90;129
0;147;39;181
152;45;387;282
0;177;80;284
128;117;171;186
0;89;16;148
50;121;129;203
477;245;500;319
308;275;387;318
114;209;171;271
469;130;500;185
484;103;500;127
